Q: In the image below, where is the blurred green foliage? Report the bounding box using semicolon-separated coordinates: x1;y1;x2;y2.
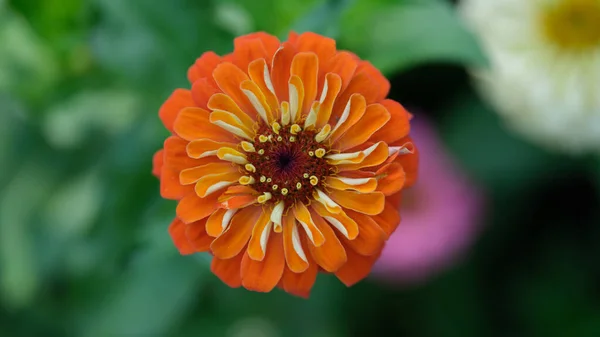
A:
0;0;599;336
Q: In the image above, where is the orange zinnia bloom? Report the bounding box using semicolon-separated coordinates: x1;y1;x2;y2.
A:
152;31;418;298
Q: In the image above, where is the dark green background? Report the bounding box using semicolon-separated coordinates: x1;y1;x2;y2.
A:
1;0;599;336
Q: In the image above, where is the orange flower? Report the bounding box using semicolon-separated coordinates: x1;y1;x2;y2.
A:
153;31;418;298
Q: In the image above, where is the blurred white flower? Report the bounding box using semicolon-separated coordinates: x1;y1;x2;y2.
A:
460;0;600;153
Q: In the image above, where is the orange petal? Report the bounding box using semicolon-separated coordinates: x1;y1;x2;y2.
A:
205;208;235;237
327;189;385;215
335;244;382;287
191;78;220;110
307;209;347;272
212;62;258;120
159;89;194;133
211;206;261;259
271;42;296;102
185;218;212;252
248;58;279;113
375;162;405;196
328;94;367;143
288;75;305;123
186;139;236;159
179;162;236;185
335;141;389;171
373;201;401;238
281;263;318;299
152;149;164;178
187;51;222;85
293;202;325;247
325;176;377;193
195;171;242;198
176;192;221;223
335;103;390;151
290;52;318;117
282;212;309;273
221;194;257;209
232;35;269;71
343;210;386;256
160;166;194;200
209;110;254;139
331;71;381;122
391;136;419;188
164;136;215;171
315;73;342;129
240;80;273;124
207;93;255;131
174;107;235;142
323;51;357;93
356;61;390;101
233;32;280;69
241;232;285;293
211;250;244;288
290;32;335;63
311;202;359;240
168;218;195;255
162;136;210;200
281;233;318;298
247;209;273;261
370;99;411;144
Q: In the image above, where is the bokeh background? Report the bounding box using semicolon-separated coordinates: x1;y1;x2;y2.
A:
1;0;599;336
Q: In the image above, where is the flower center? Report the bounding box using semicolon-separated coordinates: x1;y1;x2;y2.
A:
243;122;334;205
540;0;600;52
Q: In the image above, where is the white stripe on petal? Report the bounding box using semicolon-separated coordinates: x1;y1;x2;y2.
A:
336;177;373;186
270;201;285;228
291;222;308;262
263;63;276;95
222;209;237;230
205;181;234;196
242;89;269;124
323;216;350;238
211;120;252;140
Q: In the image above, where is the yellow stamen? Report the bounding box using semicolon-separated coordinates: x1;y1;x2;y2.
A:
241;141;255;152
315;148;326;158
303;173;309;179
272;184;278;190
266;178;272;183
315;124;331;143
289;136;296;142
290;124;302;135
296;182;302;190
308;151;315;157
271;122;281;134
258;149;265;155
239;176;255;185
259;135;269;143
245;163;256;173
257;192;272;204
260;175;267;183
310;176;319;186
281;101;291;126
277;136;283;141
281;188;289;195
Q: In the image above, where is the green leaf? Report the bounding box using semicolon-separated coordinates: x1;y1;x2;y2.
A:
289;0;354;38
81;251;206;337
340;0;487;74
0;158;59;309
438;90;560;192
227;0;321;36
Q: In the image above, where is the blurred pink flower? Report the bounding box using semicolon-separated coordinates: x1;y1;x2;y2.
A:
371;117;485;285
